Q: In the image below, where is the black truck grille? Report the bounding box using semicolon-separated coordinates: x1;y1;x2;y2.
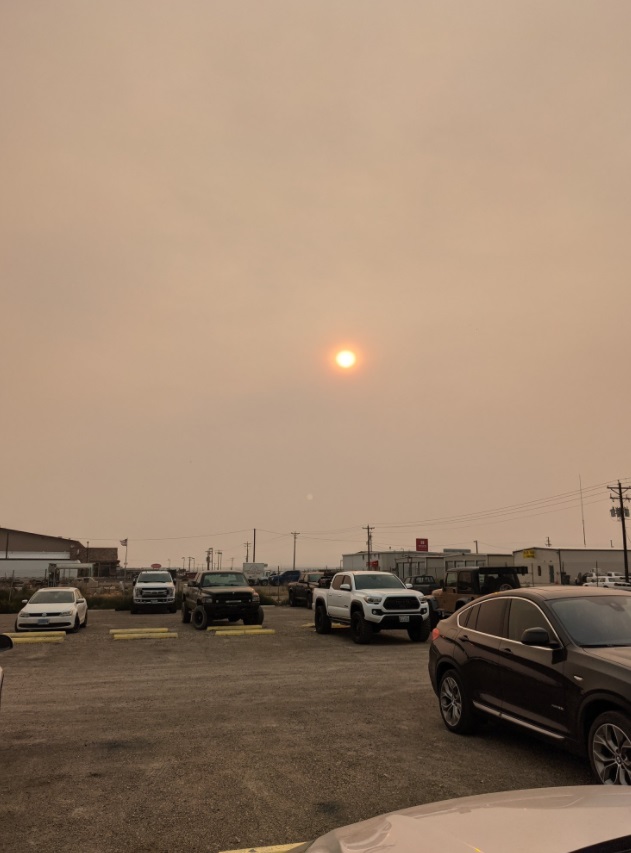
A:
383;597;420;611
141;588;168;598
213;592;251;604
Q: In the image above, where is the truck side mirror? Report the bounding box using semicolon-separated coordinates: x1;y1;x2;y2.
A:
340;583;351;591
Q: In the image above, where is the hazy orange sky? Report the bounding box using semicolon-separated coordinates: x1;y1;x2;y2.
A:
2;2;630;569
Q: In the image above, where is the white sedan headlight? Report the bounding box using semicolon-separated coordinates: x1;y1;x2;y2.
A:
59;609;75;616
18;610;30;618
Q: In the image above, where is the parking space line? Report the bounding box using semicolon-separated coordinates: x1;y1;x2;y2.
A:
112;633;178;640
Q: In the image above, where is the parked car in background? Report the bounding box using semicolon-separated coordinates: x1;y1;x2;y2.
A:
288;570;335;608
0;634;13;710
403;574;441;596
130;570;177;613
429;586;631;784
15;587;88;633
433;566;524;616
181;571;263;629
285;786;631;853
268;569;301;586
313;571;431;644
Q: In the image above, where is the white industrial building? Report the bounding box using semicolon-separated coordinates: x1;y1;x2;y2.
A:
342;550;515;580
512;547;630;586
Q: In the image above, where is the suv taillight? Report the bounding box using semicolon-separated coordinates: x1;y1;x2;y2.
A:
431;627;441;641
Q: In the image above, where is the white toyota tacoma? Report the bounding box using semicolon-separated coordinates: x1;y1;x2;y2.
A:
312;571;431;644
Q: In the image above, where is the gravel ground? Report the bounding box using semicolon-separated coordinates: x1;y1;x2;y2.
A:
0;606;591;853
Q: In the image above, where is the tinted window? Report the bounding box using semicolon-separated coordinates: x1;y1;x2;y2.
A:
458;605;476;628
474;599;508;637
445;572;458;588
457;572;474;593
549;595;631;646
331;575;345;590
508;599;551;642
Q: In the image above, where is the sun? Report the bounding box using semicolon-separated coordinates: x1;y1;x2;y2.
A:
335;350;356;369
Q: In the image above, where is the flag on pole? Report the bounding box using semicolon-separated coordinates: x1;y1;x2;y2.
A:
120;539;128;547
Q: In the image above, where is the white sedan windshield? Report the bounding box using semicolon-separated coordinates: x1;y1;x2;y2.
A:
30;590;75;604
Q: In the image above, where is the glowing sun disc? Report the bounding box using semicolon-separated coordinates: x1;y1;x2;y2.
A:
335;350;356;369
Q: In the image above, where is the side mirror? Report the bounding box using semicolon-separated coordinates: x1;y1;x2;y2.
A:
188;580;198;587
340;583;351;591
405;583;413;589
77;598;86;604
22;599;28;605
521;627;559;647
0;635;13;652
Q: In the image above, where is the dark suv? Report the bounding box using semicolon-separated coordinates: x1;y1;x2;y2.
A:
428;586;631;784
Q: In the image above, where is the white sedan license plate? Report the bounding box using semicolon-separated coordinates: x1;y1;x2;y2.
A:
38;618;50;625
399;615;410;623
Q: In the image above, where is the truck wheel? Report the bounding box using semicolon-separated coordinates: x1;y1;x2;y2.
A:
257;608;264;625
288;591;296;607
228;616;240;622
408;620;431;643
181;602;191;623
306;592;313;610
351;611;373;644
314;604;331;634
168;605;177;613
192;606;209;630
130;604;137;615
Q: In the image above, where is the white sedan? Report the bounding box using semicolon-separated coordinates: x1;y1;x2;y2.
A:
267;787;631;853
15;587;88;633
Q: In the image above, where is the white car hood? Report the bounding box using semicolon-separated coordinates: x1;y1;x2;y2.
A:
23;602;76;614
306;787;631;853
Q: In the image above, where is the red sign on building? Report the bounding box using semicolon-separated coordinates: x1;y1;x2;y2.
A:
415;538;428;552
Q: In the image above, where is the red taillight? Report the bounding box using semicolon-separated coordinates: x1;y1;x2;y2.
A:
431;626;441;641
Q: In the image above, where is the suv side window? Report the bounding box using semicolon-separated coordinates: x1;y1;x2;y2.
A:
444;571;458;588
457;572;474;594
474;599;508;637
507;599;551;642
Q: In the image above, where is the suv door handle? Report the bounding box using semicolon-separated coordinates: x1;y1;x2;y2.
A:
501;647;513;654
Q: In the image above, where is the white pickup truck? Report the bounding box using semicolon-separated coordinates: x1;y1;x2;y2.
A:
312;571;431;644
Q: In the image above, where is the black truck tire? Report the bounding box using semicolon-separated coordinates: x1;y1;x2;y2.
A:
192;605;209;630
181;601;191;623
408;619;431;643
350;610;373;644
315;603;331;634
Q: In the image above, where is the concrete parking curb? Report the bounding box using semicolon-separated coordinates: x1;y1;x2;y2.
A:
10;636;65;644
112;633;178;640
207;625;267;632
218;844;305;853
215;628;276;637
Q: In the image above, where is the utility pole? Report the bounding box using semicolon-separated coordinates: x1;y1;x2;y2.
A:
579;474;587;547
545;537;552;547
217;550;222;570
253;528;256;563
609;481;630;582
363;525;374;569
244;542;250;562
206;548;213;571
291;532;300;571
474;540;479;554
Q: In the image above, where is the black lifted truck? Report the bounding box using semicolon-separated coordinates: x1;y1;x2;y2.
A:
181;571;264;630
433;565;526;617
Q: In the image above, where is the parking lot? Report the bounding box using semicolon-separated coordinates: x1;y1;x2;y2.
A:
0;606;591;853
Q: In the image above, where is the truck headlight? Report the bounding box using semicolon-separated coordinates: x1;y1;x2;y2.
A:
365;596;383;605
252;594;260;603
